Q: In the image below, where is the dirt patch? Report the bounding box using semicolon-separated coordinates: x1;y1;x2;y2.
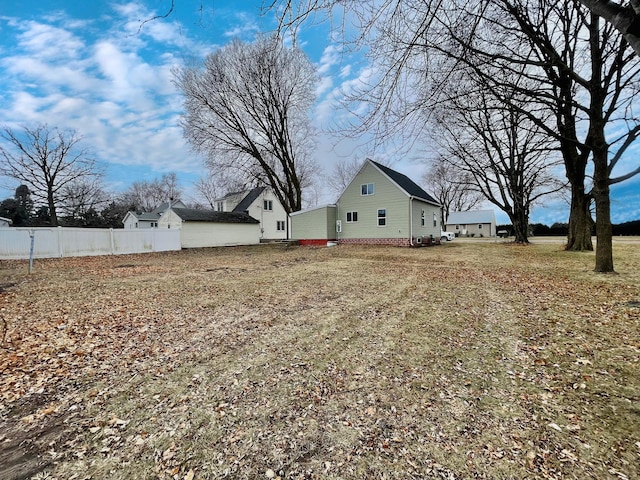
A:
0;392;79;480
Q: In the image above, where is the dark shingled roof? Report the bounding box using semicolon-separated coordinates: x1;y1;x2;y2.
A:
233;186;266;213
130;212;161;221
369;159;439;204
171;208;259;224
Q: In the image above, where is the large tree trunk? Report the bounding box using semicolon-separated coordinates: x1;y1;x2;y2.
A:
592;149;614;272
566;186;593;251
47;191;58;227
586;12;614;273
510;203;530;244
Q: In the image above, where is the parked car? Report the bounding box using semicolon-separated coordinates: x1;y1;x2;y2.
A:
441;231;455;241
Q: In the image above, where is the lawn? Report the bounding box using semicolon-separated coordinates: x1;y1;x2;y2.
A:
0;240;639;479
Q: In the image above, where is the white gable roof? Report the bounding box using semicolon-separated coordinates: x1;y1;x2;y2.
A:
447;210;496;224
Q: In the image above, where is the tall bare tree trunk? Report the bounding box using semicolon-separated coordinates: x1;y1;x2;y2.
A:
592;148;614;272
566;185;593;251
510;203;530;243
47;188;58;227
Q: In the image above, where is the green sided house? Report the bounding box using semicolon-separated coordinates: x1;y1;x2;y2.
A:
291;159;442;246
290;205;338;246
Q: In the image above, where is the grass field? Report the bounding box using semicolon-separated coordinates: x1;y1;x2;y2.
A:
1;240;639;479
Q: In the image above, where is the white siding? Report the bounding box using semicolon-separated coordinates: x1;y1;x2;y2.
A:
157;209;184;230
123;213;137;229
246;190;288;240
180;222;260;248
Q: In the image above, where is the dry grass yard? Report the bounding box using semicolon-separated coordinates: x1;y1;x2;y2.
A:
0;240;639;479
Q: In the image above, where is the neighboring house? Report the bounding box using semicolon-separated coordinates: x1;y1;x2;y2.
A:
158;207;260;248
213;187;288;241
123;200;186;229
446;210;497;237
291;159;442;246
0;216;12;228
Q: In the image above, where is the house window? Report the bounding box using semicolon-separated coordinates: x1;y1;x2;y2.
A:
135;222;138;228
421;210;425;227
276;220;286;231
216;201;224;212
478;224;483;229
346;211;358;223
433;212;437;228
455;225;459;230
361;183;374;196
264;200;273;211
377;208;387;227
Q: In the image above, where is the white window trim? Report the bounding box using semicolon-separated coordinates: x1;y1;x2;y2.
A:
361;183;374;196
377;208;387;227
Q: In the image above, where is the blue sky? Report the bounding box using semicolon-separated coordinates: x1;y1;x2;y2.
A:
0;1;638;225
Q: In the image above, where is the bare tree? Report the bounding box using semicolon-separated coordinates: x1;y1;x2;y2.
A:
432;80;564;243
59;177;110;220
423;157;485;227
0;124;99;226
175;35;318;214
268;0;640;272
326;157;362;199
193;170;249;209
122;173;182;212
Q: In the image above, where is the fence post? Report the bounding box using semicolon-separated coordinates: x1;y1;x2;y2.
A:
110;228;115;255
29;229;35;273
58;226;64;258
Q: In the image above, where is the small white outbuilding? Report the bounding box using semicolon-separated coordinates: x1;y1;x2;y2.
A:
158;207;260;248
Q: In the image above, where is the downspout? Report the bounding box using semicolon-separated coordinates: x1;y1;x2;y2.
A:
336;201;340;243
409;197;414;246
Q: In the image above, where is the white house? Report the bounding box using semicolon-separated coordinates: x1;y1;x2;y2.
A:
214;187;288;241
122;200;186;229
446;210;497;237
158;207;260;248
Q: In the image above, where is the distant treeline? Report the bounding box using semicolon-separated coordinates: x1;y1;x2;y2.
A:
497;220;640;236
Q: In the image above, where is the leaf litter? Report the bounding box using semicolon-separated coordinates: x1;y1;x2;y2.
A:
0;241;639;479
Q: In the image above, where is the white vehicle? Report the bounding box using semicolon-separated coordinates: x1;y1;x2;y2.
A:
440;231;455;241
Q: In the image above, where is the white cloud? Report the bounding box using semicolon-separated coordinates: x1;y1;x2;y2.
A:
16;21;84;59
317;44;341;75
0;9;202;196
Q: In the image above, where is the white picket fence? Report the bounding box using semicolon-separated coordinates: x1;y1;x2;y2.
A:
0;227;181;260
